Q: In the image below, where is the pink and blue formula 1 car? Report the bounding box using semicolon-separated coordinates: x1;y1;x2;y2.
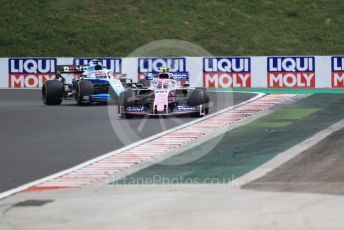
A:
118;68;210;118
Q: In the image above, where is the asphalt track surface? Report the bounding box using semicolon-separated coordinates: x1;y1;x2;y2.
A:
0;89;255;192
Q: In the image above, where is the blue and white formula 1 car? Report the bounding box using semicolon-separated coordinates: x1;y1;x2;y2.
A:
42;60;130;105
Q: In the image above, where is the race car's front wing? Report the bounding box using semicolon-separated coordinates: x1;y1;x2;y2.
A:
120;105;204;116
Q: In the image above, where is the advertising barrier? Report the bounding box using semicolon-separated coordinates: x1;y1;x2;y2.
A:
267;56;315;88
331;56;344;88
8;58;57;88
203;57;251;88
0;56;342;89
138;57;187;80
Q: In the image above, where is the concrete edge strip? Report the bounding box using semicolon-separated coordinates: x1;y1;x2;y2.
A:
0;92;264;199
233;118;344;188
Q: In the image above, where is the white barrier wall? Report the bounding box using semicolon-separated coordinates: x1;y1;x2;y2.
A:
1;56;344;88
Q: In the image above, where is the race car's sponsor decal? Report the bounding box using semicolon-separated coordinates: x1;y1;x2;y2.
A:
95;71;108;78
173;106;197;112
267;57;315;88
155;90;169;94
203;57;251;88
144;72;189;81
73;58;122;74
125;106;149;113
8;58;56;88
61;65;88;73
331;56;344;88
138;57;186;80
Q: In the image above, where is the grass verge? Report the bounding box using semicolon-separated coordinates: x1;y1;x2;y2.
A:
1;0;344;56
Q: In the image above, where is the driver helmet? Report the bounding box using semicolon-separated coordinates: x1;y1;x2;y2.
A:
89;59;103;70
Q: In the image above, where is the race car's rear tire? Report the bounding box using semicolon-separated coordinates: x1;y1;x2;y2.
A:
137;79;146;88
42;80;63;105
75;80;94;105
118;90;135;118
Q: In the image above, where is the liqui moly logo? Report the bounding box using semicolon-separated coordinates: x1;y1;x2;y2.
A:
267;57;315;88
8;58;56;88
331;57;344;88
203;57;251;88
74;58;122;74
138;58;186;79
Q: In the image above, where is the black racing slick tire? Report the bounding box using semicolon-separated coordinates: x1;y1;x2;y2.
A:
196;87;210;114
137;79;146;88
118;90;135;118
120;112;133;119
188;88;210;117
119;90;135;107
196;87;210;103
187;89;204;106
75;80;94;105
42;80;63;105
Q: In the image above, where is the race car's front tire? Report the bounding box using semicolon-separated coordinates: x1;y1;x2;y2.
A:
119;90;135;108
75;80;94;105
118;90;135;118
196;87;210;114
120;112;133;119
42;80;63;105
188;89;204;106
188;89;209;117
